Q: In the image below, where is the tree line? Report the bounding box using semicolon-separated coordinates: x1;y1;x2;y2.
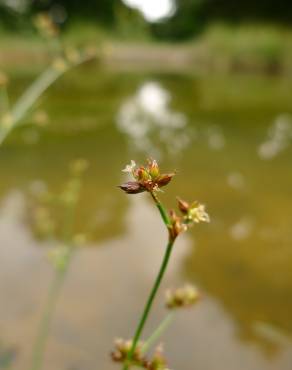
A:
1;0;292;40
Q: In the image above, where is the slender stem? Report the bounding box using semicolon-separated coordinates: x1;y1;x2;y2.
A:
49;36;63;57
0;86;10;113
0;67;62;146
63;201;77;244
141;312;175;355
123;240;174;370
30;178;80;370
0;53;94;146
12;67;62;124
150;192;171;227
30;266;67;370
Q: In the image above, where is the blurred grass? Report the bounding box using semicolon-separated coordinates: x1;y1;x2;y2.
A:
1;22;292;74
195;23;292;74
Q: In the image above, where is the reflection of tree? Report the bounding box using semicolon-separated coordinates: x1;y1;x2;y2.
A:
179;149;292;351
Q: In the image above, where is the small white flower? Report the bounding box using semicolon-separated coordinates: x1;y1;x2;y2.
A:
122;160;136;173
189;203;210;224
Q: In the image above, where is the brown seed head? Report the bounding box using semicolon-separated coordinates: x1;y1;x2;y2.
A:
168;210;187;241
156;173;175;188
177;197;190;214
120;159;175;195
119;181;145;194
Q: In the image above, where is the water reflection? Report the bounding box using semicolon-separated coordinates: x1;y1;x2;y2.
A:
227;172;246;191
205;124;226;150
229;216;255;241
116;81;190;158
258;113;292;159
0;68;292;369
2;189;292;370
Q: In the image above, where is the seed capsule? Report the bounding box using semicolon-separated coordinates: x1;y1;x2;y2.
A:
119;181;145;194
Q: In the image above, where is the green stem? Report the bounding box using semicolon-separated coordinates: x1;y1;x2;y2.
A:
0;86;10;114
30;265;68;370
12;67;63;125
150;192;171;227
123;240;174;370
0;53;94;146
141;312;174;355
0;67;62;146
30;178;80;370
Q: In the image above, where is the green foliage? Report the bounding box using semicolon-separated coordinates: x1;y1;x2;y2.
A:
195;23;292;73
151;0;205;41
2;0;292;41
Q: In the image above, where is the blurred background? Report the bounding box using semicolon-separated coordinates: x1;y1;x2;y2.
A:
0;1;292;370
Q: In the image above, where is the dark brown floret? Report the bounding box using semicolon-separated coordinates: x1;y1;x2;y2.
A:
119;181;145;194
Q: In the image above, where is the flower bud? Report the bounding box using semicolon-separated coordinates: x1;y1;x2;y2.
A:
168;210;187;240
166;285;200;309
111;338;144;364
156;173;175;188
119;181;145;194
147;159;160;179
147;345;168;370
135;167;151;182
177;197;189;214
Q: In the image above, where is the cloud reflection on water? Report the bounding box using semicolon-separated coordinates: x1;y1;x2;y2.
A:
0;192;292;370
1;191;292;370
258;114;292;159
116;81;191;158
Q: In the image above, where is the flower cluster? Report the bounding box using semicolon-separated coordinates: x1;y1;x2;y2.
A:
111;339;144;366
116;159;209;370
119;159;210;242
177;198;210;224
111;339;169;370
119;159;175;194
168;209;187;240
168;198;210;240
166;285;200;309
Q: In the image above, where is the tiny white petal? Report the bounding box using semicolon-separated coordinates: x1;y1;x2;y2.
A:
122;160;136;173
189;203;210;223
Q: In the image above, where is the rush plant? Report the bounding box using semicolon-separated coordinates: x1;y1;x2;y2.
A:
0;12;95;147
29;159;88;370
112;159;210;370
0;13;95;370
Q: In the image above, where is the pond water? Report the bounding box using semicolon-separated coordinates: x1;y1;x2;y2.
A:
0;63;292;370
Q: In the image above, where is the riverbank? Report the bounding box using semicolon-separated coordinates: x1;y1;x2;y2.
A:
1;23;292;75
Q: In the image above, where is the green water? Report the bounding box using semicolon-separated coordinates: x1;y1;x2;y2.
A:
0;64;292;370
